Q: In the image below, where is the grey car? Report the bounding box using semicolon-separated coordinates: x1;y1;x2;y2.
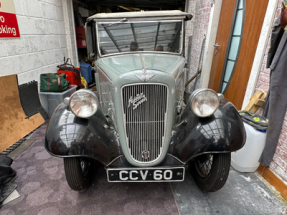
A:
45;10;246;192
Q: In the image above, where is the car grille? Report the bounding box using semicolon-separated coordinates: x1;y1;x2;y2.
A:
122;84;168;163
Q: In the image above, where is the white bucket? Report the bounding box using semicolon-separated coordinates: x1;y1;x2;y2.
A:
231;122;266;172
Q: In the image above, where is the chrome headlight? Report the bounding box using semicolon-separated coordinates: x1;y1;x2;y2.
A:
190;89;220;117
69;89;99;118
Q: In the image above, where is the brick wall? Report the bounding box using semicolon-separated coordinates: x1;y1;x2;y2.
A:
255;2;287;183
185;0;212;92
0;0;77;85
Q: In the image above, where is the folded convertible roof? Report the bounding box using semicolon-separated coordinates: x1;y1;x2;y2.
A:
87;10;193;22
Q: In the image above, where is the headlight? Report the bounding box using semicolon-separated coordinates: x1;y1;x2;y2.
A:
191;89;220;117
69;89;99;118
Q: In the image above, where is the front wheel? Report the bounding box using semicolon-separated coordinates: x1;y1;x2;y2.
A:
63;157;94;191
190;153;231;192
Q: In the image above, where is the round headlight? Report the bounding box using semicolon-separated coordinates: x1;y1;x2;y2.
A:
191;89;220;117
69;89;99;118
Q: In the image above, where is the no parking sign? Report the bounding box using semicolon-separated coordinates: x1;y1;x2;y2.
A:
0;0;20;38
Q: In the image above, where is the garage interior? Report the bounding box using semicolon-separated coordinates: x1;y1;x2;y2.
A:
1;0;287;214
73;0;186;87
1;122;286;214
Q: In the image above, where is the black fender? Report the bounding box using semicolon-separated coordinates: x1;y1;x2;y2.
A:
45;103;121;166
168;97;246;163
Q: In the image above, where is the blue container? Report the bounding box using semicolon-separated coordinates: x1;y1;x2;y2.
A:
80;62;92;83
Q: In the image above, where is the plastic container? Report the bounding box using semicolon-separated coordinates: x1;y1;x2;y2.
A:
80;62;92;83
39;85;77;117
231;122;267;172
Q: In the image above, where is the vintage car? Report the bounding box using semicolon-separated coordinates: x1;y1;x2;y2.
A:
45;11;246;192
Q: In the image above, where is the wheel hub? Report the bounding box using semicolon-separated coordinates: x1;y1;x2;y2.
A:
195;154;213;178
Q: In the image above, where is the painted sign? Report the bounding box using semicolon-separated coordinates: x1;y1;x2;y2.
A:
0;0;20;38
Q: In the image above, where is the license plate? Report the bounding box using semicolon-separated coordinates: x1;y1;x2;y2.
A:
107;167;185;182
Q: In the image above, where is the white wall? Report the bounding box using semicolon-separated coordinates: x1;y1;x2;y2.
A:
62;0;78;68
241;0;279;109
0;0;78;85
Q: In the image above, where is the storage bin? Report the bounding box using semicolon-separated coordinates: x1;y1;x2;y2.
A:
39;85;77;117
231;122;267;172
80;62;92;83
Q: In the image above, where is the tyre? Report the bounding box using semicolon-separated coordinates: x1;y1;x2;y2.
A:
63;157;94;191
190;153;231;192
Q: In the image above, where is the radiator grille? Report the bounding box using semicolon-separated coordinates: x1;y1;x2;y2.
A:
122;84;168;163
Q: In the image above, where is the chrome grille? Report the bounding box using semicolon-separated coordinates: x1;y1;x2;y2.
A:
122;84;168;163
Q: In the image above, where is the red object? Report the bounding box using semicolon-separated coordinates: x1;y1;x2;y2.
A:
0;11;20;38
76;27;87;48
57;67;82;87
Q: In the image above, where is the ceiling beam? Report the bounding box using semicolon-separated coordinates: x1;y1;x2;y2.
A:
86;0;182;8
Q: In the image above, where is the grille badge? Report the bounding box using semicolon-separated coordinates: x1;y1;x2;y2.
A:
142;150;150;161
128;93;147;110
135;73;155;82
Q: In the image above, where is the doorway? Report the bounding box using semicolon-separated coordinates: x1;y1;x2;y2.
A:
208;0;268;109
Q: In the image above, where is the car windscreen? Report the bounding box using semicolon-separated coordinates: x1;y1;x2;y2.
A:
96;20;183;56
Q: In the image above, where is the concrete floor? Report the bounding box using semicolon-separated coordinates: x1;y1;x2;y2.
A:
2;123;287;215
171;168;286;214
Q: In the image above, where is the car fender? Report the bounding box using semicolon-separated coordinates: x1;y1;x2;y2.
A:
45;103;122;166
168;97;246;163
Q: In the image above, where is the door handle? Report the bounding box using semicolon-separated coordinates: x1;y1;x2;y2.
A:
213;43;220;56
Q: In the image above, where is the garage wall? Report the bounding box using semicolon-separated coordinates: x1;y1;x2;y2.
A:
185;0;212;92
62;0;78;68
0;0;78;85
255;2;287;183
186;0;287;184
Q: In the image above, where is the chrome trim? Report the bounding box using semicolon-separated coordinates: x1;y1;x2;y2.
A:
96;20;184;58
69;89;99;119
139;54;147;72
105;155;123;167
166;154;185;165
217;93;224;100
128;93;148;110
107;166;185;182
98;50;182;58
135;73;155;82
190;88;220;117
63;97;70;105
121;83;169;164
135;54;155;81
